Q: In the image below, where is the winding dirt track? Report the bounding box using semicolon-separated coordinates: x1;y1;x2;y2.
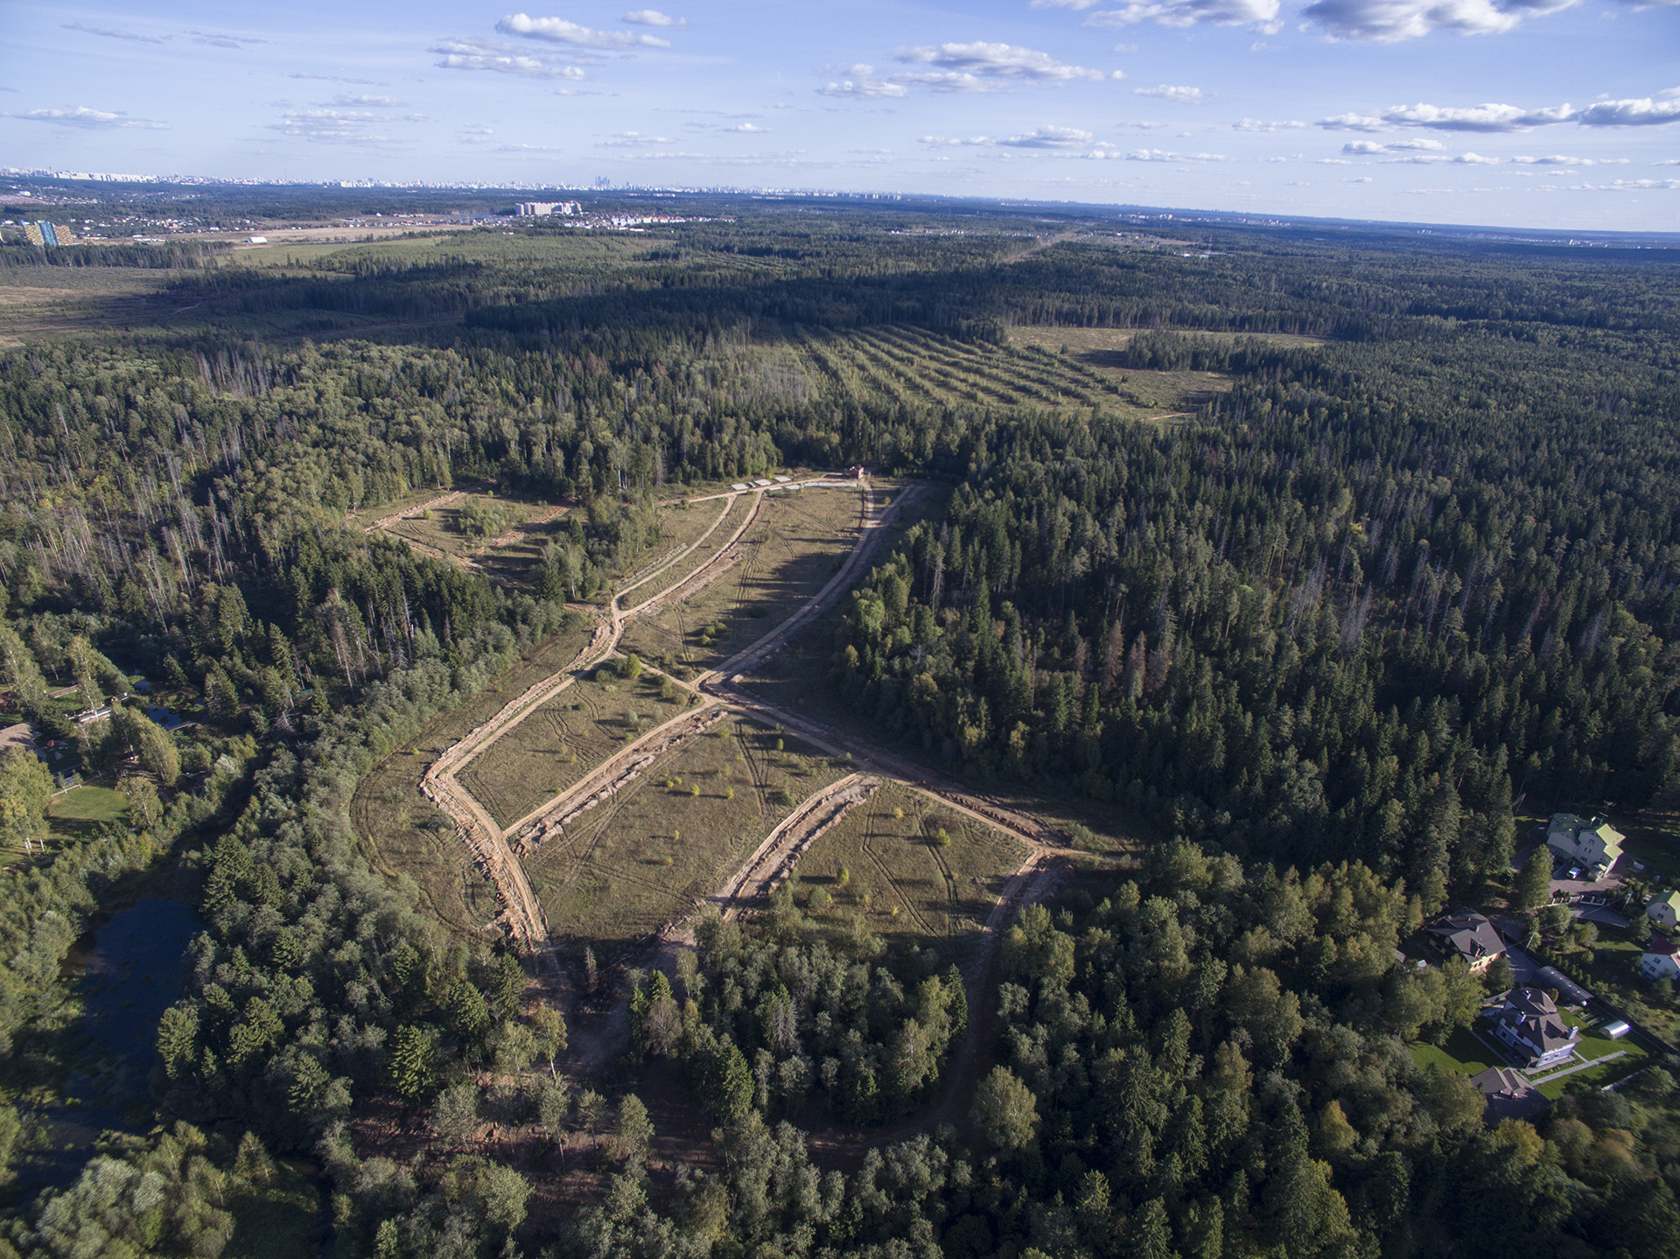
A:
406;472;1083;1077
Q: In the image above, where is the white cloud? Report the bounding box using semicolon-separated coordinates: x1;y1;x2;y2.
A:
1084;0;1280;29
328;94;404;108
270;108;397;145
597;131;676;147
1301;0;1578;43
729;122;765;133
1574;97;1680;126
623;9;684;26
1342;137;1445;153
1558;178;1680;191
190;29;266;49
1319;96;1680;135
10;105;167;130
999;125;1098;147
61;20;167;44
1135;84;1203;103
817;65;908;98
1234;117;1306;131
917;127;1096;150
1117;147;1227;161
1512;154;1629;166
432;40;586;79
497;13;671;49
894;42;1106;90
289;73;382;86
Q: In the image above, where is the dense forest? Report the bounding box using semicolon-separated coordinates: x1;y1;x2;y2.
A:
0;192;1677;1257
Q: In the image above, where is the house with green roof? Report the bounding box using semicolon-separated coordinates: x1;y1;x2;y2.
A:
1648;890;1680;933
1546;813;1625;880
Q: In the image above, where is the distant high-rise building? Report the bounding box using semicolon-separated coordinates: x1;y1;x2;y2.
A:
23;221;71;248
515;200;582;217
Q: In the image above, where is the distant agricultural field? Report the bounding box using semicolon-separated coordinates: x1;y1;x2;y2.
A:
525;715;849;955
458;663;690;831
792;782;1031;957
798;324;1124;414
620;484;862;678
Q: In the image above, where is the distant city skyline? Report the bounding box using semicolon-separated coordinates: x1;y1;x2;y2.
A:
3;0;1678;231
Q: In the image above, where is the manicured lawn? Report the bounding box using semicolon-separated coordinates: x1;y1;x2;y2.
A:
1410;1025;1501;1077
48;783;128;826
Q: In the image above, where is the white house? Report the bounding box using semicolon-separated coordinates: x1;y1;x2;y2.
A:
1486;986;1579;1070
1638;938;1680;983
1546;813;1625;879
1647;891;1680;933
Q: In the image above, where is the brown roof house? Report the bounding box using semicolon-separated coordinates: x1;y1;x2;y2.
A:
1485;986;1579;1070
1470;1066;1549;1124
1424;909;1506;972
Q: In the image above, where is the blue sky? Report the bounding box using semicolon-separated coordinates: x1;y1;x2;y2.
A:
2;1;1677;229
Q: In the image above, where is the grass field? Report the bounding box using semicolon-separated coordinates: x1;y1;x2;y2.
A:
792;782;1030;956
458;664;691;830
48;783;129;827
350;620;594;940
524;714;849;955
619;485;862;678
0;266;189;346
620;493;755;612
1409;1025;1500;1077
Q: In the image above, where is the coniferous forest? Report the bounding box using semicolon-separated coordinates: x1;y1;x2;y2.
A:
0;188;1678;1258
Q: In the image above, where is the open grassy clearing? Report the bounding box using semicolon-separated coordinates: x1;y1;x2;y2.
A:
791;782;1030;958
380;492;565;558
220;229;658;274
458;663;691;830
350;619;594;940
525;715;849;956
345;485;459;530
0;266;189;346
48;783;129;829
619;485;863;678
599;494;740;593
1004;325;1283;420
621;492;755;611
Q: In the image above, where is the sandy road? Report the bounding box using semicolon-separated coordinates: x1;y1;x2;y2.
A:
413;477;855;974
404;469;1084;1093
361;489;466;534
